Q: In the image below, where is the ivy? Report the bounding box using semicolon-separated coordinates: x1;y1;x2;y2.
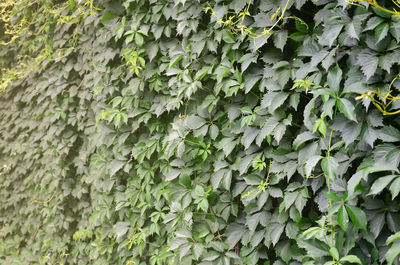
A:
2;0;400;264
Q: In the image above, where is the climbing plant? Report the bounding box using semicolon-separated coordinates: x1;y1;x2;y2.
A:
2;0;400;264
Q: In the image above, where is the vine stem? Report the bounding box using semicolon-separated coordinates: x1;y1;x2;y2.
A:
32;188;57;204
347;0;400;17
206;0;307;39
327;129;335;247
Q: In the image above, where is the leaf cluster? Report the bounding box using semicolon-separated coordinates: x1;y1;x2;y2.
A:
1;0;400;265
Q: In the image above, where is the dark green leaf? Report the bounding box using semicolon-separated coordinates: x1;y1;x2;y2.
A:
337;98;357;122
338;205;349;231
346;205;367;230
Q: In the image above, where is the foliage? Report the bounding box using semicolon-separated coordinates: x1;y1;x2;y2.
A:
2;0;400;264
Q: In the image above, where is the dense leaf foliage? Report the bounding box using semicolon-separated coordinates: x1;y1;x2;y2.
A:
2;0;400;264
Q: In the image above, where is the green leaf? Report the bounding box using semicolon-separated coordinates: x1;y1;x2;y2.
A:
194;185;205;196
327;65;342;92
293;131;317;150
270;92;289;112
345;205;367;230
285;222;299;239
375;23;389;43
222;29;236;43
386;242;400;265
318;119;327;137
242;127;259;149
379;126;400;142
297;238;330;256
390;20;400;42
368;175;398;196
338;205;349;231
273;30;288;51
114;222;130;239
110;159;125;177
387;231;400;245
256;117;279;146
321;156;338;181
270;223;285;246
226;223;247;249
340;255;362;264
324;191;341;202
311;50;329;67
239;53;258;72
135;33;144;46
165;168;181;181
357;51;378;80
337;98;357;122
365;16;384;31
329;247;339;261
320;23;343;47
379;52;396;73
209;124;219;140
186;115;206;129
169;54;184;68
390;178;400;199
276;241;292;263
101;12;118;23
192;243;203;260
305;155;323;176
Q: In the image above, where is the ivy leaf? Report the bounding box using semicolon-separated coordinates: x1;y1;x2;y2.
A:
222;29;236;43
368;175;398;196
379;52;396;73
165;168;181;181
273;30;288;51
297;238;330;256
346;16;364;40
379;126;400;142
357;51;378;80
239;53;258;72
386;243;400;265
329;247;339;261
327;65;342;93
321;156;338;181
256;117;279;146
365;16;384;31
387;231;400;245
313;117;327;137
390;20;400;42
339;255;362;264
345;205;367;230
324;191;341;202
242;127;260;149
305;155;323;176
293;131;318;150
338;205;349;231
270;223;285;246
101;12;118;23
375;23;389;43
114;222;130;239
192;243;203;260
311;50;329;67
226;223;247;249
337;98;357;122
186;115;206;129
319;23;343;47
285;222;299;239
390;178;400;199
110;159;125;177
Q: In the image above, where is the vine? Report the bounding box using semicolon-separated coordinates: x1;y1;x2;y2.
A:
356;73;400;115
0;0;99;91
346;0;400;17
204;0;308;39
